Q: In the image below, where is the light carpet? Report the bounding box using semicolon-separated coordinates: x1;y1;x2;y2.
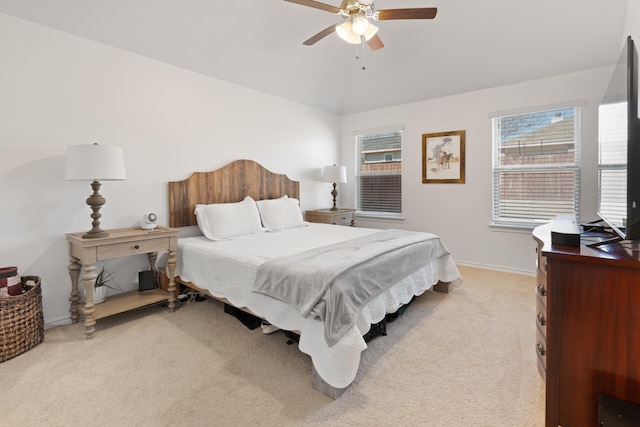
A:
1;265;545;426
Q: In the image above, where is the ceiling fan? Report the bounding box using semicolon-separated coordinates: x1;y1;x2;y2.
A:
285;0;437;51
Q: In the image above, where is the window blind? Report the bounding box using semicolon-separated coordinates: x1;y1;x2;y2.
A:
492;107;580;226
357;131;402;216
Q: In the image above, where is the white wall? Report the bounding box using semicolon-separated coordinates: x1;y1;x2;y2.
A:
0;14;340;327
339;67;612;274
625;0;640;41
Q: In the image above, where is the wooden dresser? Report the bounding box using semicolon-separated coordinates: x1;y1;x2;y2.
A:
532;223;640;426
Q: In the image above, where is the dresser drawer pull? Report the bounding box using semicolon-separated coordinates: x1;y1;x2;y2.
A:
536;283;546;297
134;245;140;250
537;313;546;326
536;342;546;356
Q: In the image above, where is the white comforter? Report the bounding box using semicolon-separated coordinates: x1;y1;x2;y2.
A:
176;223;461;388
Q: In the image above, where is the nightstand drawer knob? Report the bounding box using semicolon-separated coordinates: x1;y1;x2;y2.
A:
134;245;140;250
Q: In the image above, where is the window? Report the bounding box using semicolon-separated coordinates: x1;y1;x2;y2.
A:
356;130;402;217
492;107;580;227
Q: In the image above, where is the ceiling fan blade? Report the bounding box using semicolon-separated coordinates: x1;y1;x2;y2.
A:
376;8;438;20
303;24;338;45
284;0;341;14
367;34;384;51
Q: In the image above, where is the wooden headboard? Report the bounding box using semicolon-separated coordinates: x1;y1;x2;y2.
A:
168;159;300;228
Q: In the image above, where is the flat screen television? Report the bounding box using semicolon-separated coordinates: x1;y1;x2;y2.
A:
597;35;640;242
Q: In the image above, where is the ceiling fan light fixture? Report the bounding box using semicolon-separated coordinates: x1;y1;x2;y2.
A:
351;15;369;35
288;0;439;53
336;21;352;41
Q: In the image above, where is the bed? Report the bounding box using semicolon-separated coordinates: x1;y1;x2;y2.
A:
168;159;462;397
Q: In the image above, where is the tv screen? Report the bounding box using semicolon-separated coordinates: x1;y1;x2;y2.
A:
597;36;640;241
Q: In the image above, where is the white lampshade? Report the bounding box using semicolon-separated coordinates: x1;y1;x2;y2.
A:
322;165;347;184
65;144;127;181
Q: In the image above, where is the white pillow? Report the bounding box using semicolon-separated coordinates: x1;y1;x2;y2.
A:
195;196;265;241
256;197;305;231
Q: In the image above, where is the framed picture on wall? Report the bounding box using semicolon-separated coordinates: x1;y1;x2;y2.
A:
422;130;466;184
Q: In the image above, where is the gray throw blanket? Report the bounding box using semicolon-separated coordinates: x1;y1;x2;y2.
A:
252;229;443;346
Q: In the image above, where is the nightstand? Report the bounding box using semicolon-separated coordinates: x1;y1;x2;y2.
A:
66;226;178;339
305;208;355;226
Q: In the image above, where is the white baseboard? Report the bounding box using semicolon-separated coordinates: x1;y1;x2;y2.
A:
44;316;72;330
454;260;536;277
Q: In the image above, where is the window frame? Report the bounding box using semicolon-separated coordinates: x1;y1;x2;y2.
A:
355;129;403;219
491;106;581;228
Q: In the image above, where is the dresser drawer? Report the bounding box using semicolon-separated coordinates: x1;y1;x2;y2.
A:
536;245;547;274
535;327;547;371
536;295;547;337
535;271;547;306
97;237;171;260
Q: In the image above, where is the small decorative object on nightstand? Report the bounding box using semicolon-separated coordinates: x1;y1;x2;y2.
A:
306;208;355;226
141;212;158;230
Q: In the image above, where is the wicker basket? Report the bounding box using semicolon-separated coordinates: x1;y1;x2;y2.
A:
0;276;44;362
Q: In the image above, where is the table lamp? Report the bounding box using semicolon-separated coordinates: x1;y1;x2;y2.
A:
322;164;347;211
65;143;127;238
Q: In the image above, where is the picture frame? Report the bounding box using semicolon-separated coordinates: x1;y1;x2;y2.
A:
422;130;466;184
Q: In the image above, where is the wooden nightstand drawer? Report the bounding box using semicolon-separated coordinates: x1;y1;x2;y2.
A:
97;237;170;260
305;209;355;226
331;212;355;226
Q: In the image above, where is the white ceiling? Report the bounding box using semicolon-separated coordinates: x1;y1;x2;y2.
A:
0;0;630;115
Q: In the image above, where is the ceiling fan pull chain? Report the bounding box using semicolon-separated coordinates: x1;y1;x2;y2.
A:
350;33;366;70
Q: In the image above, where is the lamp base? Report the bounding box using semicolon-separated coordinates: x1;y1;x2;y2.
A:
330;183;339;212
82;180;109;239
